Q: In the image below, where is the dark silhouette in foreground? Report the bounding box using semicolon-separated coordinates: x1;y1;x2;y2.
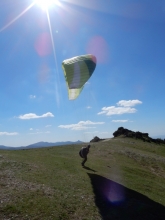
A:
79;145;90;166
88;173;165;220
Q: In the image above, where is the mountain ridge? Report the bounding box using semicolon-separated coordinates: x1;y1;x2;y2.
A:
0;140;83;150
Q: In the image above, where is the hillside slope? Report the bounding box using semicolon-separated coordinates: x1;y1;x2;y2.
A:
1;138;165;219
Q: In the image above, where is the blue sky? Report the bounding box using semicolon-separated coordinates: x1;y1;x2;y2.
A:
0;0;165;147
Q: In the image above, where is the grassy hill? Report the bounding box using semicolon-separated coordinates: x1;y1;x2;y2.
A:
0;137;165;220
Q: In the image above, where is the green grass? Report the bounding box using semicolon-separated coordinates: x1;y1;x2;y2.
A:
0;138;165;219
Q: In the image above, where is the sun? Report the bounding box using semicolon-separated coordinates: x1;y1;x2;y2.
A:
35;0;57;10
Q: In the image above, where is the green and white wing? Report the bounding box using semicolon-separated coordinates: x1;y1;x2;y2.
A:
62;54;96;100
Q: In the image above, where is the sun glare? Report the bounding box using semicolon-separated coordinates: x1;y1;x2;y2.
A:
35;0;57;10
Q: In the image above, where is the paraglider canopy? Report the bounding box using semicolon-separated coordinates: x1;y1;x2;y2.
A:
62;54;97;100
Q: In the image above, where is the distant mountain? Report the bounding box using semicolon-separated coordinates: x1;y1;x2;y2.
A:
26;140;83;149
0;140;84;150
0;145;14;150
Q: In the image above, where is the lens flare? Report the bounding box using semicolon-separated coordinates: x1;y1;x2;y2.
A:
106;180;125;204
34;32;52;56
86;36;109;63
35;0;58;10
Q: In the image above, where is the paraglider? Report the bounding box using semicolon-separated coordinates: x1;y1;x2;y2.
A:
62;54;97;100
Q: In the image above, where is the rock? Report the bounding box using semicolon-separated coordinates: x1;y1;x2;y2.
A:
90;136;105;142
112;127;164;144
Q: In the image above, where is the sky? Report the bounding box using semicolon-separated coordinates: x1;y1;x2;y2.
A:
0;0;165;147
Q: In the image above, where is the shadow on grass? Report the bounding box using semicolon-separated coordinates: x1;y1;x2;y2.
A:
88;173;165;220
82;166;97;172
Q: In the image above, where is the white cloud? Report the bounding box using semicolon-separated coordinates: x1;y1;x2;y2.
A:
59;124;96;131
98;106;136;116
98;99;142;116
99;132;108;134
45;125;52;128
87;106;92;109
29;131;50;134
117;100;142;107
59;120;104;131
112;120;128;123
84;131;98;134
18;112;54;120
0;132;18;136
29;95;36;99
29;128;33;130
29;132;43;135
74;126;96;131
79;121;104;125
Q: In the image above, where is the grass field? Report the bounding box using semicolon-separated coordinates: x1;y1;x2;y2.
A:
1;137;165;220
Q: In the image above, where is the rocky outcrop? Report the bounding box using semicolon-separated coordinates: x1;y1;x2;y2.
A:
90;136;105;143
113;127;165;144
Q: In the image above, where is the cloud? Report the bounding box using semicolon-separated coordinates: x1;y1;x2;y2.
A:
29;128;33;130
29;131;50;135
59;125;96;131
29;132;43;135
45;125;52;128
117;100;142;107
29;95;36;99
0;132;18;136
98;99;142;116
87;106;92;109
84;131;98;134
98;106;136;116
18;112;54;120
112;120;128;123
59;120;104;131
